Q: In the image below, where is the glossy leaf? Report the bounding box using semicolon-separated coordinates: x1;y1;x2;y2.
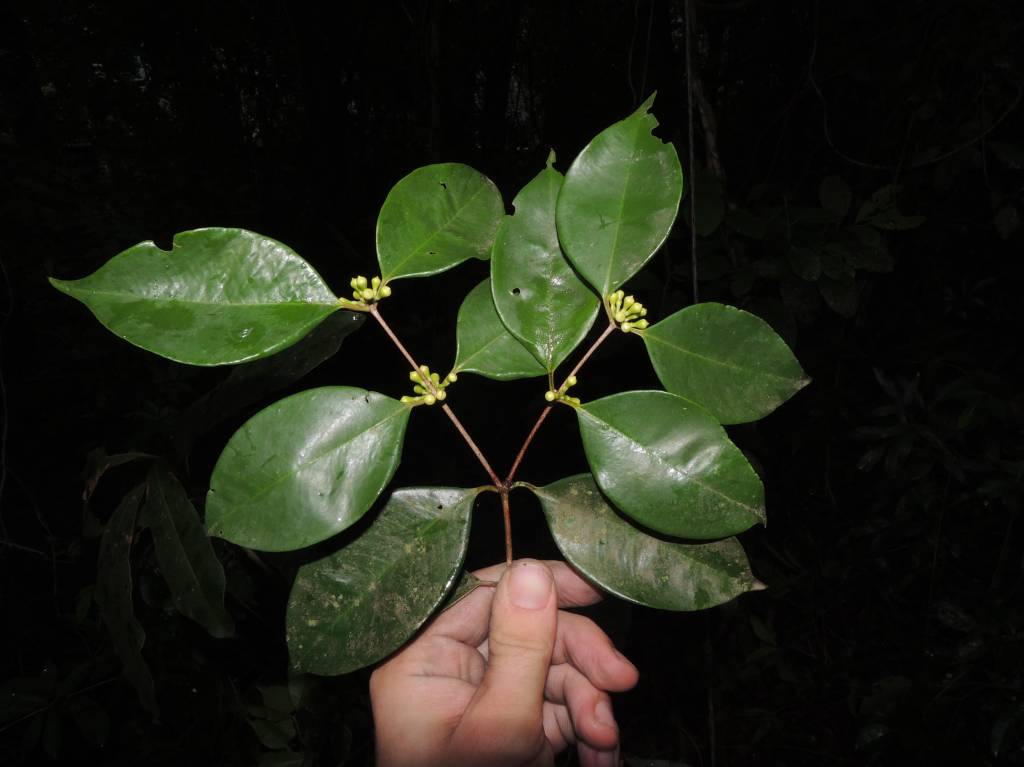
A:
140;463;234;638
376;163;504;281
531;474;762;610
556;94;684;295
175;311;365;457
95;485;158;716
491;155;600;371
642;302;810;424
286;487;478;675
451;279;547;380
576;390;765;539
206;387;410;552
49;228;341;366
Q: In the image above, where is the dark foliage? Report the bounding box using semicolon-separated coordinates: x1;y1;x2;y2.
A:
1;1;1022;765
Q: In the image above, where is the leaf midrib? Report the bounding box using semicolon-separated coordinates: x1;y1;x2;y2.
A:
148;471;221;619
58;286;338;310
247;406;407;501
644;330;796;383
383;180;491;279
579;408;762;518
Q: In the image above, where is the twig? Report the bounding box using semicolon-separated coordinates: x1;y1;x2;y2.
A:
500;491;512;565
441;404;501;487
504;322;616;485
369;305;501;487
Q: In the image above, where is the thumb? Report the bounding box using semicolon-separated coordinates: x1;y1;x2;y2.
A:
458;560;556;755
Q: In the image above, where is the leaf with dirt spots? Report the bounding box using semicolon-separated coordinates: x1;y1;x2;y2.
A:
286;487;479;675
530;474;762;610
441;570;493;612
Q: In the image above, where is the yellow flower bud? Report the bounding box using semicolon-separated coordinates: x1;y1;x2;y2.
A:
424;394;436;406
544;390;556;402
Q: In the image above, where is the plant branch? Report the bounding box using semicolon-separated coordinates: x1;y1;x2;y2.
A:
441;403;501;487
368;305;501;487
504;322;617;484
500;490;512;565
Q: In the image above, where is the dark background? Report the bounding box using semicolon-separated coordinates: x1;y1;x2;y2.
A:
2;1;1023;765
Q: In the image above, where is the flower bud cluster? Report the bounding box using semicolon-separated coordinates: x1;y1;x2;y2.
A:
401;365;458;406
350;275;392;303
607;290;649;332
545;374;580;406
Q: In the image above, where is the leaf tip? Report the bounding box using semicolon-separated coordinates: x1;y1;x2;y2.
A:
639;91;657;112
750;579;768;592
545;148;557;169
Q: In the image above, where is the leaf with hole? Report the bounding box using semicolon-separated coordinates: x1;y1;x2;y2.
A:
491;154;599;372
206;387;410;552
286;487;478;675
530;474;762;610
576;390;765;539
451;279;547;380
376;163;504;281
49;228;341;366
556;94;684;295
642;302;809;424
140;462;234;638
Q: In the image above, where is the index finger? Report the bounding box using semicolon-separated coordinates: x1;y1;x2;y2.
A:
425;560;603;645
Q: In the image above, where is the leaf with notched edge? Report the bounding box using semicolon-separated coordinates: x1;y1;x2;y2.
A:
49;228;341;366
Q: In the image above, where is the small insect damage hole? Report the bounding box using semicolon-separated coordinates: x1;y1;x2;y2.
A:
439;181;448;190
511;287;521;295
436;504;444;510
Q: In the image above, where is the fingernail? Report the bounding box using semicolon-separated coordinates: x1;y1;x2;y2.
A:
508;562;552;609
594;699;617;730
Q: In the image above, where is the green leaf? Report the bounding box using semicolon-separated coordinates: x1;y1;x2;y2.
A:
451;279;547;380
819;175;852;219
95;485;158;717
286;487;478;675
175;311;365;456
530;474;763;610
576;390;765;539
49;228;341;366
206;387;411;552
556;94;684;295
140;463;234;638
642;302;809;424
491;157;600;372
376;163;504;281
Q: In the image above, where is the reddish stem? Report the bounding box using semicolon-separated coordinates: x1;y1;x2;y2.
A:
369;305;501;487
500;490;513;565
503;322;617;485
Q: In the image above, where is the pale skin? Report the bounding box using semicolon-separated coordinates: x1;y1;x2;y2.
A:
370;559;639;767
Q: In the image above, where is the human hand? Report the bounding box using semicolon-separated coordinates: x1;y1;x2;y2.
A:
370;559;638;767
